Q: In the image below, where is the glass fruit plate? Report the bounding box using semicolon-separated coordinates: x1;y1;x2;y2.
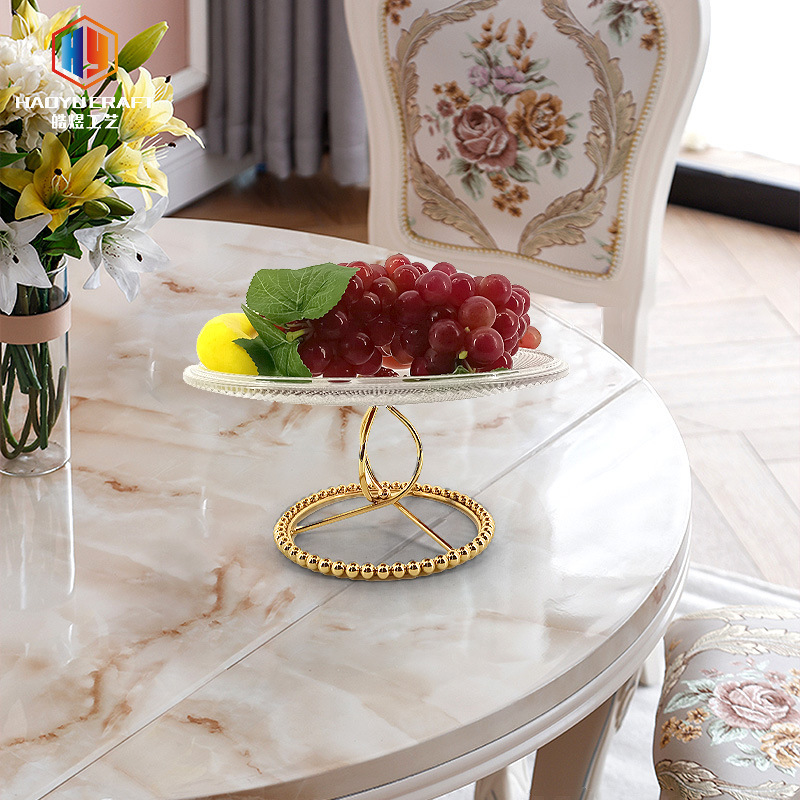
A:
182;348;567;406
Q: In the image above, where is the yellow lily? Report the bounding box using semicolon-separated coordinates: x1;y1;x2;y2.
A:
104;141;169;209
104;142;148;185
0;86;19;115
12;1;80;51
117;68;203;146
0;133;112;231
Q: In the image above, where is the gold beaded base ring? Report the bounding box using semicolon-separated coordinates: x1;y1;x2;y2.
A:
272;406;495;580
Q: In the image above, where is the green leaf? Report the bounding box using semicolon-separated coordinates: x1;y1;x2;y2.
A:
553;158;569;179
241;305;311;378
0;152;26;167
707;718;749;745
537;150;552;166
506;153;538;183
552;146;572;161
233;337;278;376
448;157;472;176
245;263;356;326
460;168;484;201
663;691;706;713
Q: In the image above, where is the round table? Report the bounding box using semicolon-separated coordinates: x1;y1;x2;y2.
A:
0;219;691;800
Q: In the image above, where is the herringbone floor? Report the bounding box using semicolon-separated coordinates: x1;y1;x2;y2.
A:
175;169;800;589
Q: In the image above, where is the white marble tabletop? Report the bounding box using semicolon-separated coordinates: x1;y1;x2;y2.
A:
0;219;691;800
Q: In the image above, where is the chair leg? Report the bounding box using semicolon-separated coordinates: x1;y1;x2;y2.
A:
529;673;639;800
474;760;526;800
601;304;649;374
638;639;665;688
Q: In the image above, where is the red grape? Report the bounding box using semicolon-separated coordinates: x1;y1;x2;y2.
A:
374;366;398;377
450;273;476;306
385;253;410;274
351;291;381;322
425;347;456;374
493;309;520;342
478;274;512;308
358;348;383;375
298;340;333;374
415;270;452;305
428;319;465;354
427;305;457;325
409;357;431;376
323;357;357;377
315;309;349;340
371;277;399;310
411;261;429;273
506;291;525;316
511;284;531;314
458;296;496;329
519;326;542;349
393;264;420;292
389;337;413;365
366;315;393;347
431;261;457;276
486;353;513;370
394;290;427;324
343;274;364;304
400;326;430;358
466;327;504;364
340;332;374;365
348;261;373;288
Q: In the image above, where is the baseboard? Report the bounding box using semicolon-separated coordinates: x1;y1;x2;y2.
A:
161;128;257;214
668;161;800;231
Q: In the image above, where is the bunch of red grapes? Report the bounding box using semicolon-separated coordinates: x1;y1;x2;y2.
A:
297;254;542;378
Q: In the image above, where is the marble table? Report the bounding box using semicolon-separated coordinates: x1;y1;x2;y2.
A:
0;219;692;800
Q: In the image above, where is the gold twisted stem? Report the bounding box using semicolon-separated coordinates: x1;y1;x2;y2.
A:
273;406;495;580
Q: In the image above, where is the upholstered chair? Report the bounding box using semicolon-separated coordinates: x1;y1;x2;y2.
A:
655;606;800;799
344;0;709;372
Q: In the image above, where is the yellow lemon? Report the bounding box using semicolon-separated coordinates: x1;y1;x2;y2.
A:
196;313;259;374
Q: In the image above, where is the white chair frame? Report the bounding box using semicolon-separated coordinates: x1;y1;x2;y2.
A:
345;0;710;372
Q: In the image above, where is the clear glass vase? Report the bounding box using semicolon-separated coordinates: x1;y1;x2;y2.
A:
0;263;70;477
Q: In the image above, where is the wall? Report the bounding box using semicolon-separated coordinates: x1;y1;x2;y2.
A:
0;0;204;129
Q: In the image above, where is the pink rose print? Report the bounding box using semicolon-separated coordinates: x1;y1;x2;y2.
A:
468;65;490;89
709;680;800;730
491;65;527;95
452;104;517;170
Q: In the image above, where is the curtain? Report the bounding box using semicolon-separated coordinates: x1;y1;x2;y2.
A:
206;0;369;185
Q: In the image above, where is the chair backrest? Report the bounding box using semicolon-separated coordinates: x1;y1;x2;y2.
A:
344;0;709;369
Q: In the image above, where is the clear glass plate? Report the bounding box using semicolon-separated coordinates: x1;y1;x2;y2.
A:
183;349;568;406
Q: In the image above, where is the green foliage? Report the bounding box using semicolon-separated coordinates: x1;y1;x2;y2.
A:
240;306;310;378
506;153;538;184
245;263;356;325
233;336;277;376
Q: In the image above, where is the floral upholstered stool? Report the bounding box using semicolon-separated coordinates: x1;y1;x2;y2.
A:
654;606;800;799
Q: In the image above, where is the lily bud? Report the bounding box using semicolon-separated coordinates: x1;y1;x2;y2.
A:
102;197;136;216
12;0;39;14
25;149;42;171
118;22;168;73
57;129;71;150
83;200;110;219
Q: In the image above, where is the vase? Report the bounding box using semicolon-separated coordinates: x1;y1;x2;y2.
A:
0;262;70;477
0;464;75;609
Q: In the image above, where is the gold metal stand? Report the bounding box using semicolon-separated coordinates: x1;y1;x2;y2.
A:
273;406;494;580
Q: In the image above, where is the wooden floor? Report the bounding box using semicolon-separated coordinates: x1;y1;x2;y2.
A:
175;171;800;589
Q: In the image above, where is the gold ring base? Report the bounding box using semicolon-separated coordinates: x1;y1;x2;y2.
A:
273;480;494;580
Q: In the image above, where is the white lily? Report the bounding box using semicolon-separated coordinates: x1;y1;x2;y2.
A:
0;214;51;315
74;195;169;302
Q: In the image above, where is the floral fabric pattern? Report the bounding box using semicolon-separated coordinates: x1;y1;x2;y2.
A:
383;0;664;276
654;606;800;799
